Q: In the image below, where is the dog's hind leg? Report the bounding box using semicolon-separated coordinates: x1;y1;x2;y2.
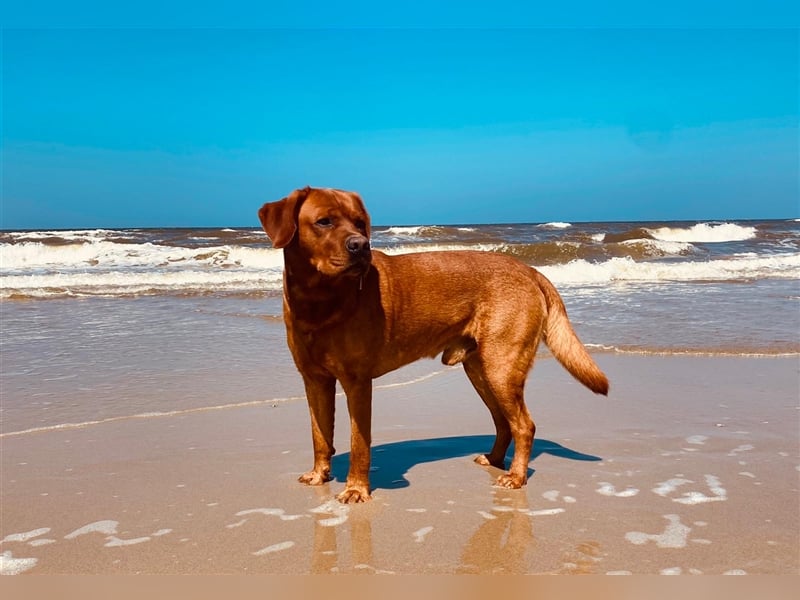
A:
463;357;512;470
468;338;538;489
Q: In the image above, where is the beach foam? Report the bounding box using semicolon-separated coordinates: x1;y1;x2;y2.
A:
537;222;572;229
0;551;38;575
2;528;51;544
538;253;800;285
647;222;757;243
2;220;796;299
253;541;295;555
64;520;119;539
625;514;691;548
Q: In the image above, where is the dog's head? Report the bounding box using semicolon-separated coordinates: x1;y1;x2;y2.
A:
258;187;372;278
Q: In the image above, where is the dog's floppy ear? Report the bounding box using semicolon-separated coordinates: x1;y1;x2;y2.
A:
258;187;311;248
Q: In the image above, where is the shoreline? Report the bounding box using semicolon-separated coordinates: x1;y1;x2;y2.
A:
3;351;797;439
2;355;798;575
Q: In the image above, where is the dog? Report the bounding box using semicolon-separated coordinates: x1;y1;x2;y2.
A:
258;187;608;503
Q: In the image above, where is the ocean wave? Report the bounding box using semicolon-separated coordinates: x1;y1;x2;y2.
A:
538;253;800;285
585;344;799;358
4;245;797;299
0;241;283;271
600;227;654;243
617;238;695;257
501;237;695;264
0;269;285;299
381;243;505;255
375;225;485;242
1;228;117;242
537;222;572;229
0;240;286;299
381;226;427;237
2;221;796;299
646;222;757;243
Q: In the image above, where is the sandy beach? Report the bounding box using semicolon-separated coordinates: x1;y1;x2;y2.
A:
2;353;797;575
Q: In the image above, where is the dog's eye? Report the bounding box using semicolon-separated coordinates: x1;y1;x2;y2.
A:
315;217;333;228
354;219;367;232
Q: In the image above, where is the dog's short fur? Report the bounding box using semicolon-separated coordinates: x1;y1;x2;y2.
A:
259;187;609;503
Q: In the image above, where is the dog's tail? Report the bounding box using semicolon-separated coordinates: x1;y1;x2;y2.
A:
534;270;609;395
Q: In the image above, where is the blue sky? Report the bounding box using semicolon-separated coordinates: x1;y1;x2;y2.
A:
2;7;799;227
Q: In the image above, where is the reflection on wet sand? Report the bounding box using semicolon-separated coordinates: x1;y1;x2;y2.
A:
308;486;387;574
307;434;602;574
458;482;535;574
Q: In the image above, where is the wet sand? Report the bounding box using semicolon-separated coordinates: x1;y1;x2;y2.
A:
1;355;798;575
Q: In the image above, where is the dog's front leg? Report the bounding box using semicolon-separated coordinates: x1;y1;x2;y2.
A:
336;378;373;503
299;374;336;486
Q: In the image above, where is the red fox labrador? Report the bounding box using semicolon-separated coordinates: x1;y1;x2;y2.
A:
259;187;608;503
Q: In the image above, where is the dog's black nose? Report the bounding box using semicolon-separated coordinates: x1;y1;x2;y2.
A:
346;235;370;256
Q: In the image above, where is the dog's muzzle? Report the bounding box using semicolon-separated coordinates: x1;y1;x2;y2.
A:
346;235;370;258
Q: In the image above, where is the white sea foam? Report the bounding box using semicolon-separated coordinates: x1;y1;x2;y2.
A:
382;242;504;256
520;508;566;517
309;499;349;527
0;551;38;575
412;526;433;542
236;508;306;521
728;444;755;457
152;529;172;537
2;528;51;544
0;238;286;298
64;520;119;539
383;226;426;236
619;238;694;256
647;222;757;243
538;253;800;285
2;220;796;298
625;514;690;548
653;478;693;497
1;269;283;298
596;483;640;498
4;229;116;242
673;475;727;505
253;541;295;555
538;222;572;229
1;241;283;272
653;475;727;504
105;535;151;547
686;435;709;445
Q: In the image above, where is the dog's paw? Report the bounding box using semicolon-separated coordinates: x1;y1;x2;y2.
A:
495;473;526;489
336;486;371;504
298;469;330;486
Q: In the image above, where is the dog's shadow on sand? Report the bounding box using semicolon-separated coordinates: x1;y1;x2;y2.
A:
330;435;601;491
